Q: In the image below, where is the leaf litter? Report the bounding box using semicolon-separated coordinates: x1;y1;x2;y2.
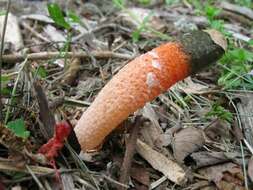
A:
0;0;252;189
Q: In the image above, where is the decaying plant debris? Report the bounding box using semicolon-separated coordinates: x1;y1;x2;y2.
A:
0;0;252;189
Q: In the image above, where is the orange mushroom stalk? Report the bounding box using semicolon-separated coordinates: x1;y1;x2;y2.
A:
74;30;226;152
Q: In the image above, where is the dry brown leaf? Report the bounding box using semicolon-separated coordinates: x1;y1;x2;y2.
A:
139;121;174;159
130;165;150;186
231;120;244;142
248;156;253;182
177;77;210;95
61;58;81;85
141;104;172;148
190;151;229;168
172;127;205;163
218;180;245;190
204;119;231;141
205;29;227;50
198;162;245;189
136;139;187;185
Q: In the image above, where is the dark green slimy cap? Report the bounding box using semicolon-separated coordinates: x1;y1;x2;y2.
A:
178;30;226;74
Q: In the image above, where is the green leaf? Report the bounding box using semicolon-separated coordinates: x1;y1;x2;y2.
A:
131;11;153;42
37;67;48;78
165;0;179;5
138;0;151;5
1;75;10;82
221;48;253;64
47;3;70;30
206;104;233;122
205;5;221;20
7;118;30;139
1;87;11;96
67;11;82;24
132;30;141;43
112;0;125;9
209;20;225;32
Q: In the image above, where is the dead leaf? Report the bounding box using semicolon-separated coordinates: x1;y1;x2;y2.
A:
43;24;66;45
141;104;172;148
61;58;81;85
231;120;244;142
136;139;187;185
248;156;253;182
204;119;231;141
218;180;245;190
172;127;205;163
75;77;103;99
177;77;210;95
0;13;23;51
190;151;230;168
198;162;245;189
139;119;174;159
130;165;150;186
205;29;227;50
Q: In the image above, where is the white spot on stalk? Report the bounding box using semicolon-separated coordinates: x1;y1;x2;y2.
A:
146;72;159;91
152;59;161;70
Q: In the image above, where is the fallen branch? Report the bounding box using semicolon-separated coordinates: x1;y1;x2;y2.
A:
2;51;133;63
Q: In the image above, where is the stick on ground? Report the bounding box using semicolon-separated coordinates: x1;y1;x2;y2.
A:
2;51;133;63
119;116;143;190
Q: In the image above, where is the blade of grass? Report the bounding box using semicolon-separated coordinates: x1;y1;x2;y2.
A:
65;142;100;190
4;58;28;123
0;0;11;122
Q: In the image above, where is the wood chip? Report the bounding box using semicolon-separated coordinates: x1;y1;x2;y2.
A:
136;139;187;185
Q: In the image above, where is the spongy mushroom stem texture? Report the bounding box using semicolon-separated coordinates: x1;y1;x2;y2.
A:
75;30;225;151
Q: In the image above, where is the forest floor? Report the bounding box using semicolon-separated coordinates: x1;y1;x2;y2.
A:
0;0;252;189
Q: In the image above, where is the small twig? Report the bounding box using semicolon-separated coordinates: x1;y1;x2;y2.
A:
119;116;143;190
0;0;11;122
2;51;133;63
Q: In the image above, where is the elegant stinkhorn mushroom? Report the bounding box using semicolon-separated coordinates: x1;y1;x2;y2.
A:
74;30;227;152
